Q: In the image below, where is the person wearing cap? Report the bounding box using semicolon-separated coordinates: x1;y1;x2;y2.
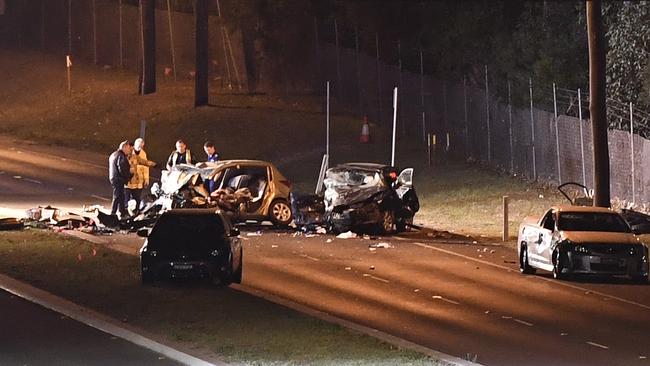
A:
126;138;156;214
166;139;192;170
108;140;133;217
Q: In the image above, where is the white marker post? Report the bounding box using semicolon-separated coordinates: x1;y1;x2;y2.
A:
66;55;72;95
391;87;398;167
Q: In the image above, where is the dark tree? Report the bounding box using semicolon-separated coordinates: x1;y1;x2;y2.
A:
587;0;610;207
195;0;209;106
139;0;156;95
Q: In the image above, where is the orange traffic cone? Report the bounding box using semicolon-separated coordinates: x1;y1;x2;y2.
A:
360;116;371;143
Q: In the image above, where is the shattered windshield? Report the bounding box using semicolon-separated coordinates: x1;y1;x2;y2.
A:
324;169;383;189
558;212;632;233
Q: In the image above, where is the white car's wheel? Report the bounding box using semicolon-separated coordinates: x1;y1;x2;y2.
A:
519;245;536;274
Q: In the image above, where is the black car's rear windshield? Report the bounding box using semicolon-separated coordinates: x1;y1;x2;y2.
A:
149;214;226;252
558;212;631;233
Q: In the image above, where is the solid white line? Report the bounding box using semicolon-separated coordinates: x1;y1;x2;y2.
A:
24;178;42;185
299;254;320;262
410;241;650;311
91;194;111;202
0;274;223;366
513;318;534;327
586;341;609;350
432;295;460;305
362;273;390;283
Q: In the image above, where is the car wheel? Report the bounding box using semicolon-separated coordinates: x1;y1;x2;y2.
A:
519;245;536;274
269;199;293;226
380;210;395;234
396;217;413;233
552;250;569;280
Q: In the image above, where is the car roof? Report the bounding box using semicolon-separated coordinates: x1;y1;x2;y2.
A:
334;162;391;171
551;205;618;214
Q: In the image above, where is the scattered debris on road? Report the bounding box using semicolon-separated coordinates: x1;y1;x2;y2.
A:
336;231;357;239
369;242;393;249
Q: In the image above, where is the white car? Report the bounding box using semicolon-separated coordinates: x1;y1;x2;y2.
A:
518;205;648;281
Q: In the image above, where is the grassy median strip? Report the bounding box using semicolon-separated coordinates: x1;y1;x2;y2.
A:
0;230;437;366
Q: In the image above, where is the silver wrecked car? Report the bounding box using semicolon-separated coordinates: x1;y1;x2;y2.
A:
518;205;649;282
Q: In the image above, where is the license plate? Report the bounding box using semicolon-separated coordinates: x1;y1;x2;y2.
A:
173;264;193;270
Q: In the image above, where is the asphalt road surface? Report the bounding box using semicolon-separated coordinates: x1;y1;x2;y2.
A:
1;134;650;366
0;289;182;366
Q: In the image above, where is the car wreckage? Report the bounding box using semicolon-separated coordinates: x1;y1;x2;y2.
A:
292;163;419;234
150;160;294;226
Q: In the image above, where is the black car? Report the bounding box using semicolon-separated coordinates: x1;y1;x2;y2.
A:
292;163;419;234
138;209;243;285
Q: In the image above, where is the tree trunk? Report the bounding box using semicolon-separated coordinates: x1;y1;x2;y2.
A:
586;0;610;207
195;0;209;106
139;0;156;95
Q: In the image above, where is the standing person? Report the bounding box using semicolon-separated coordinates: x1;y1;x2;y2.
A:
203;141;220;194
126;138;156;214
108;140;133;218
166;139;192;170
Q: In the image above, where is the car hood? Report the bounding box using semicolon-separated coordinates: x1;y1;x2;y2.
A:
559;231;639;245
324;185;385;210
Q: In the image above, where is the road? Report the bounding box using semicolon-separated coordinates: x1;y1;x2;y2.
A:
0;289;182;366
1;134;650;366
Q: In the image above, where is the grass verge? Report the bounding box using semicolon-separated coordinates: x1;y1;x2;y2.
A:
0;229;436;366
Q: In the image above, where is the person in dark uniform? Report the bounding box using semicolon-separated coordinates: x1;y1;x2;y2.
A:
108;140;133;217
203;141;220;194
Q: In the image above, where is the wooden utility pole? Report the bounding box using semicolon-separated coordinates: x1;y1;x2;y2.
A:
586;0;610;207
139;0;156;95
195;0;209;106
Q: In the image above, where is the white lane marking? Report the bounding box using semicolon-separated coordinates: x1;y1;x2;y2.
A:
411;241;650;311
299;254;320;262
586;341;609;350
393;236;408;241
24;178;42;184
513;318;534;327
362;273;390;283
432;295;460;305
90;194;111;202
12;175;22;179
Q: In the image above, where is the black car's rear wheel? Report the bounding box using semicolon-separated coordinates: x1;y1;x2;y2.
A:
269;199;293;226
396;217;413;233
231;249;243;284
552;250;569;280
379;210;395;234
519;245;536;274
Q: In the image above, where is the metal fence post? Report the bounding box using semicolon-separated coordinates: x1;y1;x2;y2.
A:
630;102;636;204
485;65;491;164
553;82;561;183
376;33;382;124
578;88;586;186
464;75;469;159
529;78;537;180
118;0;123;68
508;79;514;173
420;47;426;143
166;0;177;81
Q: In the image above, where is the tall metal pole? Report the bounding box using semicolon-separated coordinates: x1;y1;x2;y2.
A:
355;27;362;116
334;19;342;99
630;102;636;204
420;47;426;143
118;0;123;68
326;81;330;158
553;82;562;182
166;0;177;81
587;0;611;207
508;80;514;173
392;87;398;166
376;33;382;124
485;65;491;164
578;88;586;185
463;75;469;158
92;0;97;64
529;77;537;180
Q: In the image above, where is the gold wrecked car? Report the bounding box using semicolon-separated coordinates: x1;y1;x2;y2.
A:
153;160;293;226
